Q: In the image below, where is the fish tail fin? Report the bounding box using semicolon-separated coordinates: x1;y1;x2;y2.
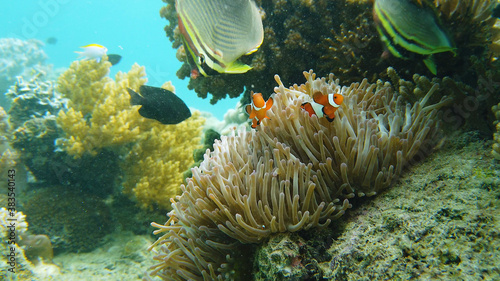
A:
74;51;83;59
127;88;143;106
423;56;437;75
251;119;259;128
224;61;252;74
265;97;274;110
323;106;337;121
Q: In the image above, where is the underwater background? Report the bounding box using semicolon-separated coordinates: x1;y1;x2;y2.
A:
0;0;238;118
0;0;499;280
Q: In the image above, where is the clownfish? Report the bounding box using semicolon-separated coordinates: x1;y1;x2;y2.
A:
245;92;274;128
301;91;344;121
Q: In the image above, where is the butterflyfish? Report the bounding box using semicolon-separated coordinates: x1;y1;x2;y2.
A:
373;0;456;75
128;85;191;125
175;0;264;76
301;92;344;122
246;92;273;128
75;44;108;63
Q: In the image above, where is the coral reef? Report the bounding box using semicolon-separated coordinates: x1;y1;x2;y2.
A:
491;17;500;58
0;106;9;142
22;186;112;253
5;73;120;192
183;128;221;180
56;59;148;157
0;38;50;100
54;57;204;209
202;102;250;135
431;0;497;79
0;150;17;184
6;74;66;184
251;139;499;280
121;111;205;210
160;0;496;108
160;0;376;104
50;232;156;280
146;70;449;280
0;208;35;279
493;102;500;159
19;234;54;264
253;232;331;280
0;106;18;179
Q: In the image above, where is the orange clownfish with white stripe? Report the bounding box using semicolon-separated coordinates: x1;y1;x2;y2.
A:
301;91;344;121
246;92;274;128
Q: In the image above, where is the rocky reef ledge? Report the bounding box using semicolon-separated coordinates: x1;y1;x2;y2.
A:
254;134;500;280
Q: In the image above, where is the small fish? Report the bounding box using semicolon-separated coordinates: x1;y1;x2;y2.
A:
107;54;122;66
46;37;58;45
245;92;273;128
75;44;108;63
301;91;344;122
127;85;191;125
176;0;264;76
373;0;456;75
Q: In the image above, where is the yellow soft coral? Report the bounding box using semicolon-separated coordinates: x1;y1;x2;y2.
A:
57;59;205;209
122;111;205;210
56;59;149;157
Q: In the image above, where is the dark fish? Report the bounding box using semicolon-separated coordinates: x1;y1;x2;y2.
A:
127;85;191;125
107;54;122;66
46;37;57;45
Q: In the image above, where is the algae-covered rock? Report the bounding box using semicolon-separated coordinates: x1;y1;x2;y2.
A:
251;139;499;280
22;186;112;253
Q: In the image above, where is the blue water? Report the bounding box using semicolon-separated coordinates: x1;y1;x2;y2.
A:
0;0;238;119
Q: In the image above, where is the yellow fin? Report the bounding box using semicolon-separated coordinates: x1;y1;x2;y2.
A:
80;44;106;49
223;61;253;74
423;56;437;75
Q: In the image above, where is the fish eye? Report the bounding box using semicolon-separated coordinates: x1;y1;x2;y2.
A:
198;54;205;65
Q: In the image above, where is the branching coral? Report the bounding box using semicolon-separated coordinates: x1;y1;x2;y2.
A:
121;111;205;210
0;106;9;142
319;12;382;84
0;106;17;179
0;208;35;278
5;74;65;183
434;0;497;23
431;0;497;78
56;59;148;157
0;38;50;97
146;70;449;280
